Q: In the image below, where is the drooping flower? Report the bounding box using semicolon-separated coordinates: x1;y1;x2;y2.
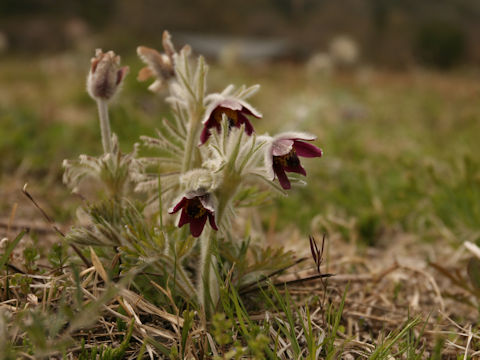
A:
199;95;262;145
265;132;323;190
87;49;129;101
137;31;176;93
169;191;218;237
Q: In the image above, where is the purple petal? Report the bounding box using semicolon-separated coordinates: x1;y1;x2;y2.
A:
219;99;243;111
202;103;218;125
239;101;262;118
293;140;323;158
273;162;291;190
170;197;187;214
274;132;316;142
238;113;254;135
285;163;307;176
208;213;218;231
272;139;294;157
199;195;215;213
199;125;211;145
199;117;223;145
190;215;208;237
116;66;129;85
178;208;189;227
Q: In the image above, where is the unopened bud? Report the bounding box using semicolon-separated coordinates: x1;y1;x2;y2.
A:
137;31;177;93
87;49;129;101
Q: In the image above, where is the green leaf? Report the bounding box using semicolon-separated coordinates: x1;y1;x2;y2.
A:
0;229;27;270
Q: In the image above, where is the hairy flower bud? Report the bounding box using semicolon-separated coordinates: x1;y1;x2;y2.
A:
180;169;222;193
87;49;129;101
137;31;177;93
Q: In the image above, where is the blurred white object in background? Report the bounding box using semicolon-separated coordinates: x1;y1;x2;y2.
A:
64;18;91;52
177;33;289;64
219;42;241;68
465;241;480;260
329;35;359;67
306;52;333;76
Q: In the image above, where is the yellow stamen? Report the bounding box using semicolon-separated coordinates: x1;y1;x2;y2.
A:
273;148;300;168
213;107;239;125
186;198;207;219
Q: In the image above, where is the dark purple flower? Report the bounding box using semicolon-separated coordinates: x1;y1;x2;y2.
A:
169;192;218;237
199;97;262;145
265;132;323;190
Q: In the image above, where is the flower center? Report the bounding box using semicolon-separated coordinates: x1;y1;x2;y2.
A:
186;197;207;219
273;148;300;168
213;107;239;128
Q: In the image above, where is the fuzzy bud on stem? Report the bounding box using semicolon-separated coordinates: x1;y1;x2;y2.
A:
136;31;177;93
87;49;128;154
87;49;129;101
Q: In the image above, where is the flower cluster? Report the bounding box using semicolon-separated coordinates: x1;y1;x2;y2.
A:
132;36;324;237
65;31;324;243
165;100;323;236
64;31;324;314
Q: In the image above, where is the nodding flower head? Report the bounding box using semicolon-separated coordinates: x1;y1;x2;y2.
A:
199;96;261;145
265;132;323;190
87;49;129;101
137;31;176;93
169;191;218;237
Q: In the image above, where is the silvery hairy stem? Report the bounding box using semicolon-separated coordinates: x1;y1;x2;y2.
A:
97;99;112;154
198;228;218;316
182;108;202;173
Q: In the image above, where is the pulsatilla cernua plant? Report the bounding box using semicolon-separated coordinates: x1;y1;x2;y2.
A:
63;31;323;316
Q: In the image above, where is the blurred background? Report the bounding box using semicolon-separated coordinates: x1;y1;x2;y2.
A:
2;0;480;67
1;0;480;246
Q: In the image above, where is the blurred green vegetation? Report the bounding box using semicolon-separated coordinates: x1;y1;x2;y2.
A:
1;53;480;246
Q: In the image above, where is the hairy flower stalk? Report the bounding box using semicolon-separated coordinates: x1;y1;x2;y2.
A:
97;99;112;154
195;122;264;313
182;107;203;173
181;56;207;173
198;228;219;315
63;49;138;198
87;49;128;154
198;185;237;315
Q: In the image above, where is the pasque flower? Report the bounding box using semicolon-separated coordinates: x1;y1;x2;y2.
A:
199;95;262;145
265;132;323;190
137;31;176;93
169;191;218;237
87;49;129;101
